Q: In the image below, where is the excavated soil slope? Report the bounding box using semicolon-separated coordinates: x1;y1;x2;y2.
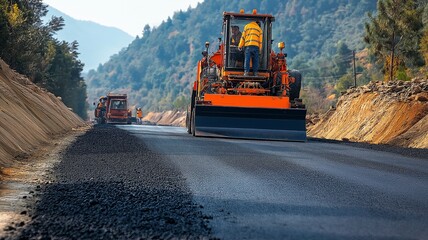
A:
0;59;86;167
143;110;186;127
308;79;428;148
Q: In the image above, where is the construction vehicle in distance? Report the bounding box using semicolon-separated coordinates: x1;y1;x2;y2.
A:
186;9;306;141
94;93;132;124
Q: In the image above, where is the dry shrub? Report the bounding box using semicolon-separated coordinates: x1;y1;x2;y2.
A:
301;85;336;114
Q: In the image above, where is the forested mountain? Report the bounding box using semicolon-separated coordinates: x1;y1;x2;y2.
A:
0;0;88;119
85;0;378;112
44;7;134;72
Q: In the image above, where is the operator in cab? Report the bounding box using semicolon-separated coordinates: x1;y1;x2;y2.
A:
230;25;242;46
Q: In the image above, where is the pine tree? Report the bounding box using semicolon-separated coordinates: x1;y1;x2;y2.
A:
364;0;423;81
333;41;353;77
420;3;428;67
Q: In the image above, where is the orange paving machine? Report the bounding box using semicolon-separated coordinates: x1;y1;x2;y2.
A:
186;9;306;141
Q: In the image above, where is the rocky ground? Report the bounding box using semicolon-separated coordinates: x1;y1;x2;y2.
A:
2;125;213;239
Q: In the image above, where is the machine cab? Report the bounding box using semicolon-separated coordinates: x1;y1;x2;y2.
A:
222;11;274;73
110;99;127;110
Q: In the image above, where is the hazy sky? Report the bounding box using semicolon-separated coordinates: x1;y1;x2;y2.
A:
43;0;203;36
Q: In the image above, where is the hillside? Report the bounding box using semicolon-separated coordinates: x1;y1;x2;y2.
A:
0;59;87;167
308;79;428;148
45;7;134;72
85;0;377;113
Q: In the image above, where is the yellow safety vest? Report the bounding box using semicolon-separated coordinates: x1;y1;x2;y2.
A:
238;22;263;49
137;110;143;118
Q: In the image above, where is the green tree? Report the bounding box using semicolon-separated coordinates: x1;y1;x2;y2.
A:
364;0;423;81
142;24;151;37
333;41;353;77
421;30;428;66
335;73;354;93
420;3;428;67
0;0;88;119
46;40;87;118
423;3;428;26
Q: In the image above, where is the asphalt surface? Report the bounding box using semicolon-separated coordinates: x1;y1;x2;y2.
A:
123;125;428;240
5;125;212;239
4;124;428;239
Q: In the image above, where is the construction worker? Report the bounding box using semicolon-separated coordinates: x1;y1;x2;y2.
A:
93;96;107;123
136;107;143;125
95;96;106;117
230;25;242;46
238;21;263;76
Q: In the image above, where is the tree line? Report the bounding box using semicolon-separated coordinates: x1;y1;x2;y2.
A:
0;0;87;119
301;0;427;113
365;0;426;82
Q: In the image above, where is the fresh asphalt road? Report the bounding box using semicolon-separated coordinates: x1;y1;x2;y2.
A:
119;125;428;240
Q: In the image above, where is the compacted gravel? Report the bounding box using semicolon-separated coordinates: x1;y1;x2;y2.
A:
7;125;213;239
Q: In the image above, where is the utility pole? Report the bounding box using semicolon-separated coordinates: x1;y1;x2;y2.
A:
352;50;357;87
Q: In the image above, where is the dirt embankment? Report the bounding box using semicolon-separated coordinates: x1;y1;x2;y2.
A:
0;59;87;168
308;79;428;148
142;110;186;127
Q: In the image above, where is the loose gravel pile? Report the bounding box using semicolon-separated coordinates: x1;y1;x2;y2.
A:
6;125;212;239
342;78;428;102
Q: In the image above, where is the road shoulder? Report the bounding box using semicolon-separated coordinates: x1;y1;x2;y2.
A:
0;125;91;237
